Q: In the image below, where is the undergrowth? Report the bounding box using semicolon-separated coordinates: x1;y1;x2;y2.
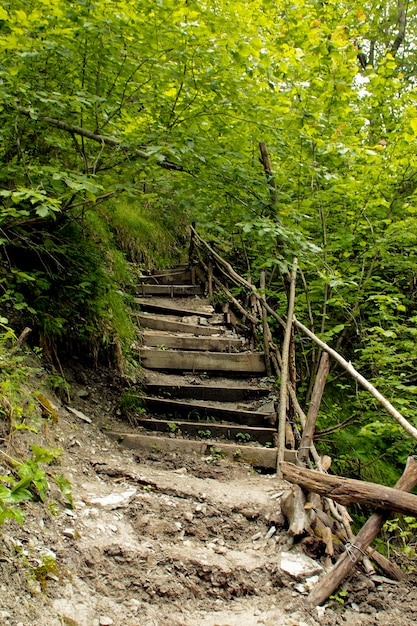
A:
0;322;73;526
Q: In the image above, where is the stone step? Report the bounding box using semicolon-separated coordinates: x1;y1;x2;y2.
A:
138;348;267;374
141;396;276;427
142;331;245;352
137;313;224;336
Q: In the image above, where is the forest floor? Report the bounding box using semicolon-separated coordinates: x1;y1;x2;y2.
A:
0;364;416;626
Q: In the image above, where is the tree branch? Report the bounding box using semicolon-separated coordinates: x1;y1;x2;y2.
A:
12;106;185;172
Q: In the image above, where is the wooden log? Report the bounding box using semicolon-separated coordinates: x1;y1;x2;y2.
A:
280;461;417;517
366;546;406;581
307;456;417;606
260;271;272;377
281;485;311;536
277;258;298;476
298;352;330;465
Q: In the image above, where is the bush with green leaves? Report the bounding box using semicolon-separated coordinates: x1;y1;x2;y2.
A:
0;324;73;525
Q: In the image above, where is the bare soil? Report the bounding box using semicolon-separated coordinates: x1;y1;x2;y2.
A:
0;365;416;626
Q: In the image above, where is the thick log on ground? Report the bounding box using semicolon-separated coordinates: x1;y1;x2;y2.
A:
307;456;417;606
280;461;417;517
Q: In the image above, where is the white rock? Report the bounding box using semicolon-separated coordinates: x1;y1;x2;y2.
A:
89;488;137;510
99;617;113;626
63;528;76;539
305;575;319;591
265;525;276;539
280;551;323;580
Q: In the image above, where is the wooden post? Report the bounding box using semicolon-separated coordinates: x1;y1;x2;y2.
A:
260;271;272;377
307;456;417;606
297;352;330;465
208;260;213;298
188;221;196;267
277;258;298;477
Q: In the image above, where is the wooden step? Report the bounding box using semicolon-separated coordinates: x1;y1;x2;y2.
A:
144;382;271;402
137;313;223;336
106;432;297;468
152;265;189;274
138;284;204;296
142;331;244;352
135;298;214;318
135;418;276;445
141;396;276;427
141;270;193;285
138;349;267;374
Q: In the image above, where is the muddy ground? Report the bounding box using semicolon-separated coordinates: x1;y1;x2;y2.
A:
0;365;416;626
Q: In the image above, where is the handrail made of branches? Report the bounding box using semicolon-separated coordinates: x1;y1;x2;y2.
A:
190;225;417;443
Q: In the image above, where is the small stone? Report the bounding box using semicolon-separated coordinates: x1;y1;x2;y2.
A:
265;525;276;540
89;488;137;510
184;511;194;522
63;528;76;539
109;525;118;532
0;611;11;619
252;532;262;541
99;617;113;626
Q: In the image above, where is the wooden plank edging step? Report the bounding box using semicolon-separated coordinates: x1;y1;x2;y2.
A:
106;432;296;468
137;313;223;336
139;349;267;374
138;285;204;296
144;382;271;402
135;418;276;445
135;298;214;318
142;331;244;352
142;396;276;427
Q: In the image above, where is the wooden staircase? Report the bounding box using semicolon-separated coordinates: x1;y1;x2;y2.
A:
108;265;294;468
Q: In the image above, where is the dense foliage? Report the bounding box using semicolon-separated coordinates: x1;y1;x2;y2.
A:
1;0;417;479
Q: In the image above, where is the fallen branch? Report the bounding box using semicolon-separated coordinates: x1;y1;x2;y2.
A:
307;456;417;606
281;460;417;517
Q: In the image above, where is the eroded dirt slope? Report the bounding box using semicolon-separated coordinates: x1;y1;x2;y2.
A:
0;368;416;626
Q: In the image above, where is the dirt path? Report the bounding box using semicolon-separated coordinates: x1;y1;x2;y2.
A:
0;369;416;626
